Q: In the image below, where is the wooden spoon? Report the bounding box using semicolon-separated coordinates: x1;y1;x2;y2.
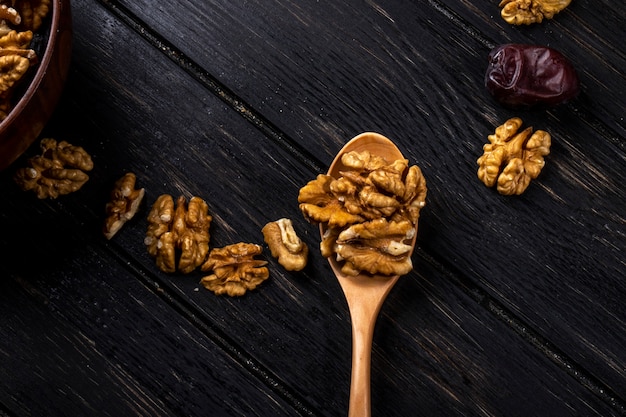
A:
322;132;418;417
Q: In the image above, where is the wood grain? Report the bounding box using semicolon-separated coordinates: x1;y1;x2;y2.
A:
0;0;623;416
109;0;626;402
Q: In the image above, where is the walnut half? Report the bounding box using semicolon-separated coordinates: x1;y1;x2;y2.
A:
499;0;571;25
14;138;93;198
477;117;551;195
14;0;51;32
200;243;269;296
103;173;145;240
144;194;212;273
335;218;415;276
262;218;308;271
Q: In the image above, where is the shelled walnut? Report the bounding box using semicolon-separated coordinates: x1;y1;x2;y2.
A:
103;173;145;240
0;29;36;119
262;218;308;271
14;138;93;198
144;194;212;274
0;5;21;35
477;117;551;195
10;0;51;31
298;150;427;277
499;0;571;25
335;218;415;276
200;243;269;297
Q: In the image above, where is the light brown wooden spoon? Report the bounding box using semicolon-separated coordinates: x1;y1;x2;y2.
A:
322;132;418;417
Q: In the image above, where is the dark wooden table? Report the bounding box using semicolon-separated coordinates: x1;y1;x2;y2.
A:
1;1;624;416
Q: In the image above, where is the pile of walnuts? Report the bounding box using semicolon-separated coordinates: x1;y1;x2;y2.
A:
0;0;51;120
298;150;427;277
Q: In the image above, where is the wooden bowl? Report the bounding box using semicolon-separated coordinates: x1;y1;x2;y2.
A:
0;0;72;171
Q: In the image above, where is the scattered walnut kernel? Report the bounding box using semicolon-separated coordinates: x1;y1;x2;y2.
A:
499;0;571;25
298;150;427;277
200;243;269;297
14;138;93;198
145;194;212;274
477;117;551;195
262;218;308;271
103;173;145;240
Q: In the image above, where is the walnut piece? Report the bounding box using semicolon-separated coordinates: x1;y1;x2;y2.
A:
335;219;415;276
0;52;30;94
477;117;551;195
144;194;212;274
103;173;145;240
499;0;571;25
7;0;51;31
298;150;427;277
0;29;35;107
14;138;93;198
200;243;269;296
298;174;365;227
0;5;21;36
262;218;308;271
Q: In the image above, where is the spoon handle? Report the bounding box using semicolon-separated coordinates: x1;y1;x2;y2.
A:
341;275;399;417
348;307;376;417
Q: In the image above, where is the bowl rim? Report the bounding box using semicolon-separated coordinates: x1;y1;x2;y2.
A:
0;0;62;132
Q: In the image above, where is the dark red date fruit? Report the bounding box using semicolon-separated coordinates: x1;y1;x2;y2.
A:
485;44;580;108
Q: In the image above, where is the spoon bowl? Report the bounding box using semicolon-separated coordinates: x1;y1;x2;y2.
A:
322;132;418;417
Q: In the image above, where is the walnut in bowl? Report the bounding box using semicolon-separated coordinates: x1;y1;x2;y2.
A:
0;0;72;171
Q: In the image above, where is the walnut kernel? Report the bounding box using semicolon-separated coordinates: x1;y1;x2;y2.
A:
262;218;308;271
335;219;415;276
14;138;93;198
477;117;551;195
499;0;571;25
103;173;145;240
144;194;212;273
200;243;269;296
14;0;51;31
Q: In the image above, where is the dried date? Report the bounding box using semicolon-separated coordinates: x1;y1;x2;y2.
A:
485;44;580;108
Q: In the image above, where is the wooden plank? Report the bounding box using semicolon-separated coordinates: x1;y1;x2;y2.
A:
0;252;305;416
106;0;626;401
